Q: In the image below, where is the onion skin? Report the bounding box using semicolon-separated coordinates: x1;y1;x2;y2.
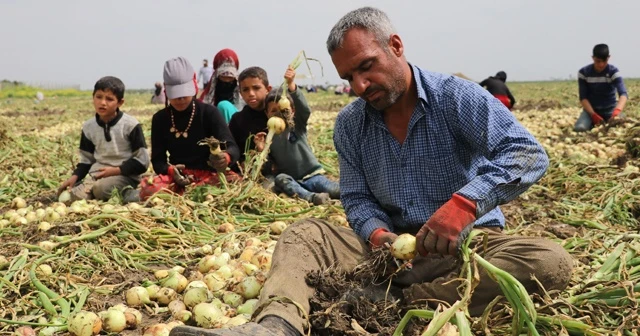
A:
390;234;417;260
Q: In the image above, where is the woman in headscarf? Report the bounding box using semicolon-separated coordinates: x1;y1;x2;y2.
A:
199;48;245;123
151;82;166;105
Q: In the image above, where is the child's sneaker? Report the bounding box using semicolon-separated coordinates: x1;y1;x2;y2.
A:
311;193;331;205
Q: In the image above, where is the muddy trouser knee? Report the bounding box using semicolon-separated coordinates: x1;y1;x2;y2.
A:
274;173;314;201
91;176;138;201
400;227;574;316
254;219;368;334
299;175;340;199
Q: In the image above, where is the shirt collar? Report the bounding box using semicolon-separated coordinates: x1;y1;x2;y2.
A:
95;109;123;127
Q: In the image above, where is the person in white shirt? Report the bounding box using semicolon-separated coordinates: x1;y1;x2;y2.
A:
198;59;214;90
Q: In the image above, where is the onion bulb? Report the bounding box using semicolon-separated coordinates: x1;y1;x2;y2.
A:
142;324;170;336
166;321;184;330
12;216;27;225
25;212;37;223
146;285;160;300
235;276;263;299
193;302;224;329
58;190;72;203
188;270;204;282
198;255;217;273
237;299;258;315
200;244;213;255
184;287;213;308
38;221;52;232
168;300;186;315
218;222;235;233
239;246;259;263
46;211;61;222
124;308;142;329
68;311;102;336
390;234;417;260
11;197;27;209
38;240;58;251
125;286;151;307
214;265;233;280
268;116;287;134
156;287;177;305
222;291;244;308
173;309;192;323
203;273;227;292
185;280;208;291
251;251;273;271
160;271;188;293
154;269;169;280
241;262;259;276
212;252;230;270
226;314;250;328
110;304;127;312
102;309;126;332
269;221;287;235
13;326;36;336
244;237;261;247
0;219;10;228
36;264;53;277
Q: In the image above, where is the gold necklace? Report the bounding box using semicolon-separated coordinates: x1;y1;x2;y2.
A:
169;101;195;138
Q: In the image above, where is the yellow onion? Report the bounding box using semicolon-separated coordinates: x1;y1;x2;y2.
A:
212;252;230;270
223;242;242;257
0;255;8;267
142;323;170;336
237;299;259;315
168;300;186;315
203;273;227;292
200;244;213;255
188;270;204;282
68;311;102;336
185;280;208;291
226;315;250;328
172;265;185;274
35;208;46;220
166;321;184;330
193;302;224;329
12;216;27;225
154;269;169;280
0;219;10;228
125;286;151;307
36;264;53;277
269;221;287;235
46;211;61;222
239;246;259;263
251;251;273;271
146;285;160;300
38;221;52;232
173;309;192;323
38;240;58;251
102;308;127;333
11;197;27;209
198;255;217;273
390;234;417;260
160;271;188;293
223;291;244;308
13;326;36;336
25;212;37;223
156;287;177;305
244;237;262;247
241;262;259;276
184;287;213;308
218;222;235;233
235;276;263;299
124;308;142;329
110;304;127;312
53;205;66;216
17;208;28;217
268;116;287;135
214;265;233;280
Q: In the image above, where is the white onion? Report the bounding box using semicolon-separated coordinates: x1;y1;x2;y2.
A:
200;244;213;255
188;270;204;282
25;212;37;223
46;211;61;222
58;190;72;203
223;242;242;257
172;265;185;274
242;262;259;276
12;197;27;209
53;205;66;216
12;216;27;225
102;308;126;332
235;276;263;299
269;221;287;235
173;309;192;323
223;291;244;308
35;208;46;220
38;221;52;232
390;234;417;260
184;287;213;308
193;302;224;329
68;311;102;336
36;264;52;277
16;208;28;217
214;265;233;280
38;241;58;251
0;219;10;228
198;255;217;273
125;286;151;307
160;271;188;293
237;299;258;315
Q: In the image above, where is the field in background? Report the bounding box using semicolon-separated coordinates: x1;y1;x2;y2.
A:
1;80;640;335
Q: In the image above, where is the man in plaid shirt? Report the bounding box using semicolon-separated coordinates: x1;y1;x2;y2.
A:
169;7;574;336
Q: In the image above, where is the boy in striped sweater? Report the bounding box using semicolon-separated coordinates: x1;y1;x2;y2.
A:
574;44;628;132
57;76;150;202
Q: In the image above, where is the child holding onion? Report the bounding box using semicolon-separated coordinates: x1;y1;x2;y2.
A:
139;57;241;201
253;67;340;205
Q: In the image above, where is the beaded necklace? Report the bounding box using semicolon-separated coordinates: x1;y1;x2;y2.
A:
169;101;195;138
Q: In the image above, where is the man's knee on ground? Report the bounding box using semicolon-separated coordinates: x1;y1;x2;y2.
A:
529;239;574;291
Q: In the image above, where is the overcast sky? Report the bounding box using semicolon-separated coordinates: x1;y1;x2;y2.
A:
1;0;638;90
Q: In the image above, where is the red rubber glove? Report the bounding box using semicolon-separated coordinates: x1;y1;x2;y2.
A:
369;228;398;248
416;194;477;256
611;108;622;119
590;113;604;126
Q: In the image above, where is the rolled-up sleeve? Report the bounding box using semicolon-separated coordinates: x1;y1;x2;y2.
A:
449;80;549;218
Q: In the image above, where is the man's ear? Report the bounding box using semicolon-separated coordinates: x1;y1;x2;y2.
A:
267;85;273;91
118;99;125;108
389;34;404;58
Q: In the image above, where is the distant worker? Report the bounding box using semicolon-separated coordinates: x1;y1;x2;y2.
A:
150;82;166;105
479;71;516;110
574;44;628;132
198;58;214;90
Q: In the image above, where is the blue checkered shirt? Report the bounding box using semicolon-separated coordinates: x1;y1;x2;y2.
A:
333;64;549;241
